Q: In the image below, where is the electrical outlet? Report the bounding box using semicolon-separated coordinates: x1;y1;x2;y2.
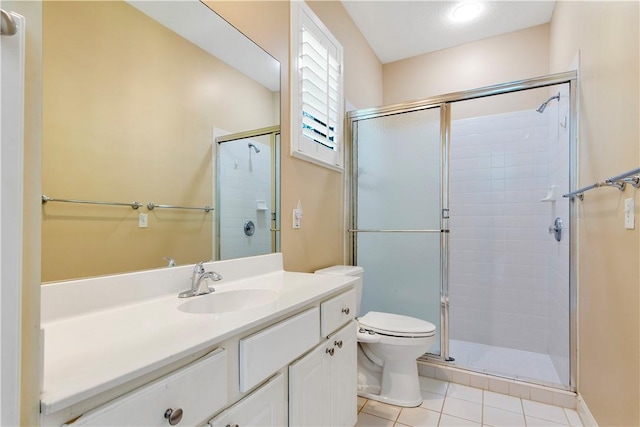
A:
624;198;635;230
139;213;148;228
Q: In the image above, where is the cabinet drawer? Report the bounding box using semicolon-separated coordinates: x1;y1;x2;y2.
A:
209;374;285;427
65;348;227;426
320;289;356;337
239;307;319;392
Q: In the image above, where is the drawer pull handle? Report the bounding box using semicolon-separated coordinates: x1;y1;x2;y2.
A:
226;424;239;427
341;307;350;315
326;347;335;356
335;339;343;348
164;408;183;425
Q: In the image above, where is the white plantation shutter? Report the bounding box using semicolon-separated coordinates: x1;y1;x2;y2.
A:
300;27;339;150
291;2;344;171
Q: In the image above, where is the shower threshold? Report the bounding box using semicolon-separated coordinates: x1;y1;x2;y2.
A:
424;339;564;386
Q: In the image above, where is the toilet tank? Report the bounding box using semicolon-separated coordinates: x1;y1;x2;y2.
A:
314;265;364;315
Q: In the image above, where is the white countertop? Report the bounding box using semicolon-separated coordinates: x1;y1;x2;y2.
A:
40;255;356;415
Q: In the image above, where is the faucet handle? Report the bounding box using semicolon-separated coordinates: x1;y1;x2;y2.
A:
193;261;206;274
211;271;223;281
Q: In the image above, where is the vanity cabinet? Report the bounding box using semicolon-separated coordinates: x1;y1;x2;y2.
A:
42;253;359;427
289;321;357;427
64;349;228;426
209;374;286;427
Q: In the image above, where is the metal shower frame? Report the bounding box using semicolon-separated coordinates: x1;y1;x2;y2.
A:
345;71;578;391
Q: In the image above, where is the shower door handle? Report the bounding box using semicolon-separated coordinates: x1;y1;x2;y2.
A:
548;217;563;242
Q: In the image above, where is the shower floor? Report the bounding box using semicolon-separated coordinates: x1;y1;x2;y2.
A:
449;339;562;385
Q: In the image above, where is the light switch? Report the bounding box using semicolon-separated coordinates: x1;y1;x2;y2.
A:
624;198;635;230
139;213;148;228
293;209;301;229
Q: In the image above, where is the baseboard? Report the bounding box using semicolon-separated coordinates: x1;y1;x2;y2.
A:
576;394;598;426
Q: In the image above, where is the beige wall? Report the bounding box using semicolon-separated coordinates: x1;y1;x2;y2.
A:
41;1;277;282
383;24;550;106
549;2;639;425
207;0;383;272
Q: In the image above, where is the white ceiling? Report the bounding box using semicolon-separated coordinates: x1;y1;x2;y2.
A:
341;1;556;64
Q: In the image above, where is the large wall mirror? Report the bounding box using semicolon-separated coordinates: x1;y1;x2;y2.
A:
41;0;280;283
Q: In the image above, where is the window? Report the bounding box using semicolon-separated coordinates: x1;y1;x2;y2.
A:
290;1;344;171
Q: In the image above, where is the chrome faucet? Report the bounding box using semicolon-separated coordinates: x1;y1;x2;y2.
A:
178;261;223;298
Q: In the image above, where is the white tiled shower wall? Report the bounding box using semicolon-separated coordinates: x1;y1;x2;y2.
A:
449;103;569;384
219;139;272;260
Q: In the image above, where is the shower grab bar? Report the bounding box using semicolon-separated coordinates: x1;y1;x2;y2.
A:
563;166;640;200
42;195;142;209
348;229;444;233
147;202;213;212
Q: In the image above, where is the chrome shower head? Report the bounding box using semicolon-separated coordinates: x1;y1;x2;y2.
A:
536;103;549;114
248;143;261;153
536;92;561;113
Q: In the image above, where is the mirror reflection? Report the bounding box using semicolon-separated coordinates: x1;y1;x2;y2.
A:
41;0;280;283
216;127;281;260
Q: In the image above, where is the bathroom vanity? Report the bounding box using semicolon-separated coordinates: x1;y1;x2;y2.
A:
40;254;358;426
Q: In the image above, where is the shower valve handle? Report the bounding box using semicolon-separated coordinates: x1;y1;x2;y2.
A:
548;217;563;242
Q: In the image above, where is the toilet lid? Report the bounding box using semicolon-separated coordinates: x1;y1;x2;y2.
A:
358;311;436;337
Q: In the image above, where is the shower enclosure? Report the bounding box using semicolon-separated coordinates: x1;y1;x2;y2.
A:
347;72;577;390
216;126;280;260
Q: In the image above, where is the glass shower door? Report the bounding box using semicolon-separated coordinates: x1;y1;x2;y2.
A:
352;107;444;355
216;128;280;261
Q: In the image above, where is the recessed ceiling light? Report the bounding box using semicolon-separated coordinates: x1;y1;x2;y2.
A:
451;2;482;23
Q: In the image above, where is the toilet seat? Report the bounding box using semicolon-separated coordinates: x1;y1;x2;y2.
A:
358;311;436;338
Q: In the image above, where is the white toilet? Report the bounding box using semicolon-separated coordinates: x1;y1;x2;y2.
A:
315;265;436;407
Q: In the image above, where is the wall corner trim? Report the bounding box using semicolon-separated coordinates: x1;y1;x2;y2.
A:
576;393;598;427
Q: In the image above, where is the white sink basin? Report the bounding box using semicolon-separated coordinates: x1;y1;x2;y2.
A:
177;289;279;314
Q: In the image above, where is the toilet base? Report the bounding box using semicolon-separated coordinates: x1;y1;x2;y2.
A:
358;390;422;408
357;347;424;408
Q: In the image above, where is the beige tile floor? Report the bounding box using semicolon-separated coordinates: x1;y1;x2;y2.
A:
355;378;583;427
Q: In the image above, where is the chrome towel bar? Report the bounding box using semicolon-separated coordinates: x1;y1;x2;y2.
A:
563;167;640;200
348;229;444;233
42;195;213;212
147;203;213;212
42;195;142;210
605;167;640;183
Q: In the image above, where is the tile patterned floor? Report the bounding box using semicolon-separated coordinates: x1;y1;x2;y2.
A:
355;378;583;427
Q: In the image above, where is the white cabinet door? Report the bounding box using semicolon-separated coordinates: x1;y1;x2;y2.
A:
209;374;286;427
289;320;357;427
330;322;357;427
288;340;331;426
